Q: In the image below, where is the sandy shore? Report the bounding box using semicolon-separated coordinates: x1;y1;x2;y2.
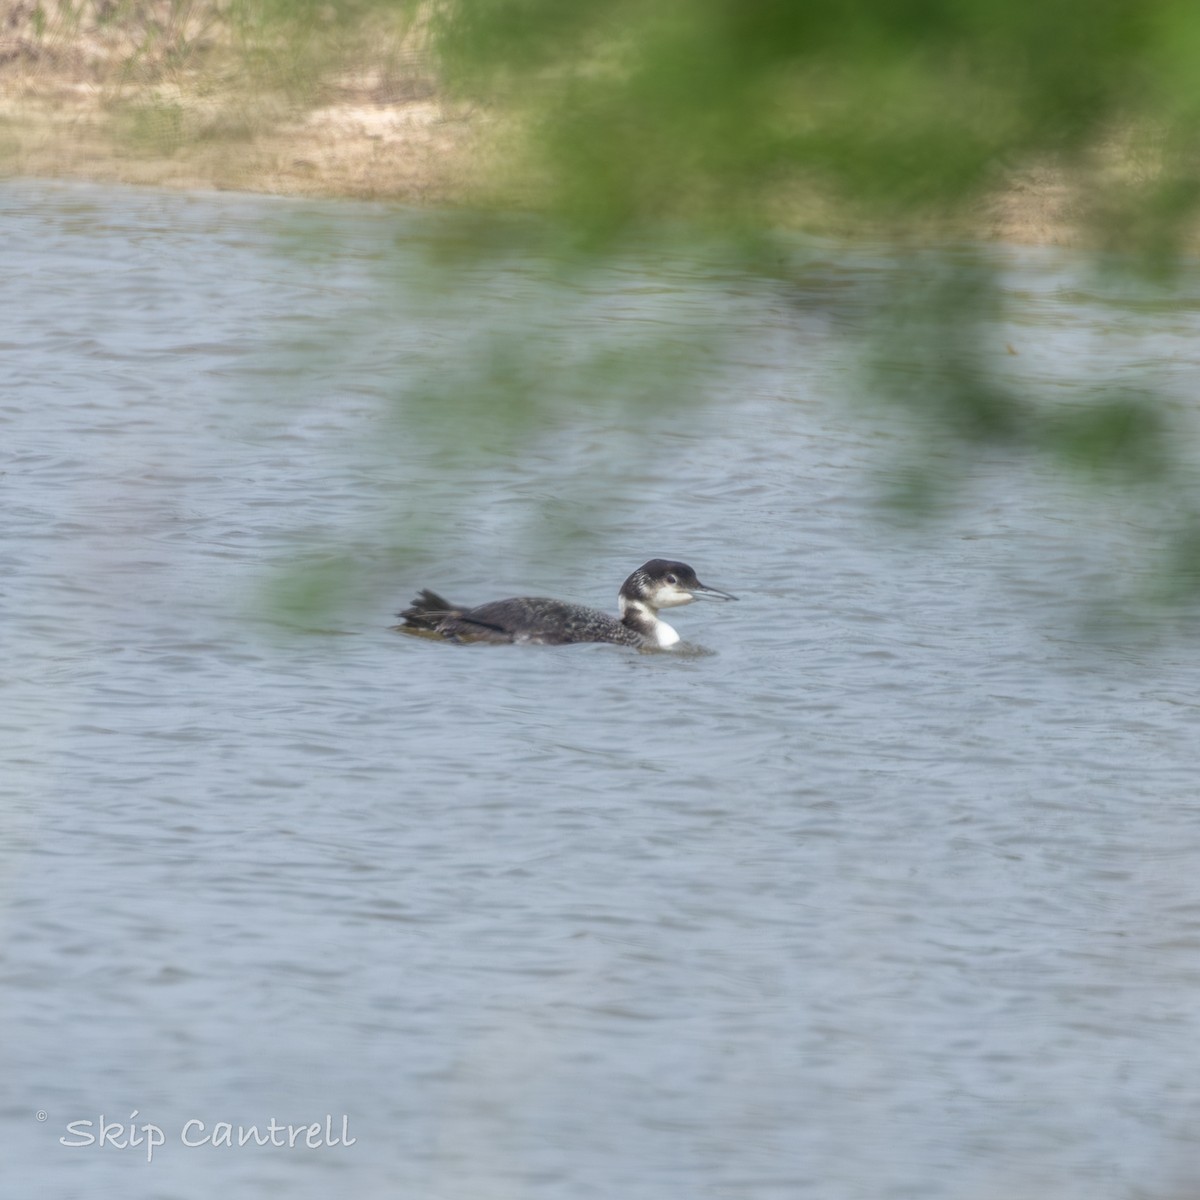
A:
0;0;497;204
0;1;1088;242
0;88;488;204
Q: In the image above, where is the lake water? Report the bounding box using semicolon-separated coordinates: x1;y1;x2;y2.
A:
4;178;1200;1200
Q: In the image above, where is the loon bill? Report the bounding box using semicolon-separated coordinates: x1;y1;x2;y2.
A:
396;558;737;649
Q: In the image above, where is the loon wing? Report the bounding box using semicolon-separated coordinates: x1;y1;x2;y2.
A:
462;597;626;645
399;593;622;645
459;597;558;640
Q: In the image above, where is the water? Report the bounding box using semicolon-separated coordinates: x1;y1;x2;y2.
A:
4;179;1200;1200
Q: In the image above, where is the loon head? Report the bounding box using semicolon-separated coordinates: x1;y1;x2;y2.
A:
618;559;739;613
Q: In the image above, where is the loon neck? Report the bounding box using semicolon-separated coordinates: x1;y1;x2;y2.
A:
618;595;679;648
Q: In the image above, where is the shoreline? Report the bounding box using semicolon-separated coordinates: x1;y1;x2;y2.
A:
0;6;1095;246
0;91;1089;246
0;0;494;207
0;90;490;207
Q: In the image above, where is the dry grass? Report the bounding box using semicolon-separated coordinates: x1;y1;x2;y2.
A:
0;0;491;203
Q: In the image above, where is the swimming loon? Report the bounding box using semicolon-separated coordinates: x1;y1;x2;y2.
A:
397;559;737;649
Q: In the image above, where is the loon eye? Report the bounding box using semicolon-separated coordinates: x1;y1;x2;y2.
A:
666;574;678;585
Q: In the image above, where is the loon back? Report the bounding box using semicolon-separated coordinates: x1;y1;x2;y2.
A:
400;594;643;646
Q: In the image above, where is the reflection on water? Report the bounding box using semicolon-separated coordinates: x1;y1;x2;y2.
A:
4;180;1200;1200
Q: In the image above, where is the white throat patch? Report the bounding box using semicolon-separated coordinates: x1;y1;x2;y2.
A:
653;620;680;648
620;595;680;648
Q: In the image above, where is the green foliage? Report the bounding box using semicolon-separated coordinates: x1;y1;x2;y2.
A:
420;0;1200;617
432;0;1190;248
217;0;1200;619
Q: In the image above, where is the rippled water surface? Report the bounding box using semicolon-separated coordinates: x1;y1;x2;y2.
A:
5;180;1200;1200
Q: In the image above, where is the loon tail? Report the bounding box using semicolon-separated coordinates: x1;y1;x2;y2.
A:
397;589;459;631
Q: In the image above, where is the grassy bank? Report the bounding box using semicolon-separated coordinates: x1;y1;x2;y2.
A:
0;0;492;203
0;0;1101;242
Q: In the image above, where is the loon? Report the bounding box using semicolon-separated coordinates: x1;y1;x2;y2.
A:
397;559;737;649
